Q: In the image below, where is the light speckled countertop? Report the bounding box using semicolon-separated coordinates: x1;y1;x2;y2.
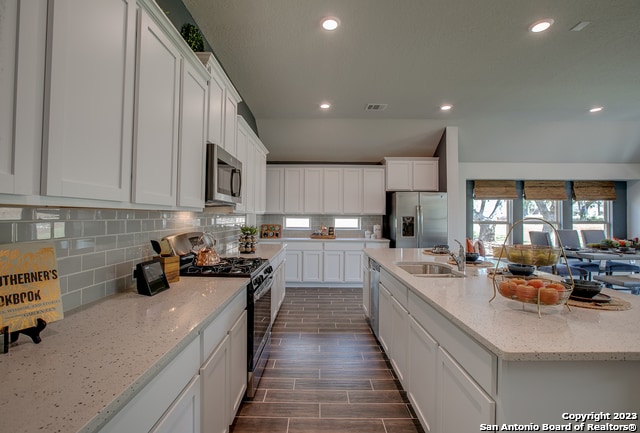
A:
364;247;640;362
260;237;390;242
0;244;284;433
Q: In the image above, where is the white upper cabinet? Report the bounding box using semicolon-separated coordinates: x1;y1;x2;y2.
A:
237;116;269;214
266;166;284;214
0;1;46;196
265;165;385;215
384;157;439;191
362;167;386;214
132;5;182;206
197;53;241;157
42;0;137;202
177;58;209;209
304;167;323;213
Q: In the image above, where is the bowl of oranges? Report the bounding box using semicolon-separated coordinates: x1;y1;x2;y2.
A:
494;275;572;306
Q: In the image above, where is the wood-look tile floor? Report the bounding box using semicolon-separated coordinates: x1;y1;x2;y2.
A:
231;287;424;433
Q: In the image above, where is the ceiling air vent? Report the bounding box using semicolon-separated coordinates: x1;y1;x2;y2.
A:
365;103;388;112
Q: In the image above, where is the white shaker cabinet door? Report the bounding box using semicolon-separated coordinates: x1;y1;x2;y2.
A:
150;375;201;433
0;1;46;196
437;346;495;433
266;166;284;213
342;168;362;214
42;0;136;201
132;7;181;206
200;335;230;433
177;59;208;209
228;310;248;425
408;316;438;432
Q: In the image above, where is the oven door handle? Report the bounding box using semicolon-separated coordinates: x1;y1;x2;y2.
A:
253;275;273;301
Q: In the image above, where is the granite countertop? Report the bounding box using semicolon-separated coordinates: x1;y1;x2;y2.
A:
0;244;284;433
364;247;640;362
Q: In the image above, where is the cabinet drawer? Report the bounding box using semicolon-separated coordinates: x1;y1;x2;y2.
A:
201;288;246;362
286;241;323;251
380;269;408;307
323;242;364;251
408;290;496;395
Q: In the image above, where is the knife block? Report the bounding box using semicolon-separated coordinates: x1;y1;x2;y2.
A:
155;255;180;283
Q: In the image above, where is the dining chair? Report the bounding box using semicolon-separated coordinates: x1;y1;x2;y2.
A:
581;229;607;246
556;230;582;249
529;231;552;246
530;231;590;278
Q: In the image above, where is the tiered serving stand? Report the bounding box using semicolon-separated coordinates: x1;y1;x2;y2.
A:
490;218;575;317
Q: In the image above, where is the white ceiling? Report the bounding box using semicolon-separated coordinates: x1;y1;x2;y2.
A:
184;0;640;164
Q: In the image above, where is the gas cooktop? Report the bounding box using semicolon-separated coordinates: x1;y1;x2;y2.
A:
181;256;268;277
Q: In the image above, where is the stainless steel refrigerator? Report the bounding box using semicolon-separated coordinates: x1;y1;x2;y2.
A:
387;192;448;248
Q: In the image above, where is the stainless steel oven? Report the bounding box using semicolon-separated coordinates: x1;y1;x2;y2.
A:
247;269;273;398
205;143;242;205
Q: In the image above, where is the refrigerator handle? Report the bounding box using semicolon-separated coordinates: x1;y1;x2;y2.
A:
416;204;423;248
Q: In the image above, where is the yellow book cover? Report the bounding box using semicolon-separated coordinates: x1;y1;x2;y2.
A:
0;242;64;332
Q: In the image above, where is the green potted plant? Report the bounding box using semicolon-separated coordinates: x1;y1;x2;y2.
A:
180;23;204;52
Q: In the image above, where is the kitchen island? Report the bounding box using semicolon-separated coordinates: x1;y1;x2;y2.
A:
0;244;284;433
364;247;640;432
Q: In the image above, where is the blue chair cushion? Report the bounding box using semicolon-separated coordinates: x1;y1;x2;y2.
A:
605;261;640;273
538;265;590;277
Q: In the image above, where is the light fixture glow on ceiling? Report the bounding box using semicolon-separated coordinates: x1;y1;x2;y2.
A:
320;103;331;109
440;104;453;111
529;19;554;33
589;106;603;113
321;17;340;31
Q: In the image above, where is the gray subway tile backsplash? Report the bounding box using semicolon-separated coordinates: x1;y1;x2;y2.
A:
0;206;246;313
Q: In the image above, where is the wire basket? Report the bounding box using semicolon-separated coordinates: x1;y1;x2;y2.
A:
490;218;574;317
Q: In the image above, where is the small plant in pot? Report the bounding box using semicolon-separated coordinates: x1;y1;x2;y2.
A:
180;23;204;52
240;225;258;242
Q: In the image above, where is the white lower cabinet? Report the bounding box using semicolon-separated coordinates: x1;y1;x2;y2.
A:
378;269;496;433
228;310;248;424
284;250;302;282
283;241;388;286
201;334;230;433
437;347;495;432
151;375;201;433
302;250;323;282
408;316;438;432
377;283;392;353
271;252;286;322
99;337;200;433
323;250;344;283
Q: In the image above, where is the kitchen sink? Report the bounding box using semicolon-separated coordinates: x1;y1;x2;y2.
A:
393;262;464;278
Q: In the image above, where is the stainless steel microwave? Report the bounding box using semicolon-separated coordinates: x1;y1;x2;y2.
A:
205;143;242;205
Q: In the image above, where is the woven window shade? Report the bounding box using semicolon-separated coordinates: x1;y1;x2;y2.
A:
573;181;616;200
523;181;568;200
473;180;518;199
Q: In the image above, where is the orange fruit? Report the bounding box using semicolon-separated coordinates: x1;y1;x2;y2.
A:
516;284;537;302
499;280;517;297
527;279;545;288
539;287;560;305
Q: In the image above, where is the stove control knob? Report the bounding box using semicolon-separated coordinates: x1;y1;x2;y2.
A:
253;275;263;287
264;266;273;275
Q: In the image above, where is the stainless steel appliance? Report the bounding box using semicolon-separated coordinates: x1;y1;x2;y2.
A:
387;192;448;248
368;258;380;339
205;143;242;205
162;232;272;398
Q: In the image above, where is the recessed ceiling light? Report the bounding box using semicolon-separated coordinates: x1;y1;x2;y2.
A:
320;103;331;109
589;106;603;113
440;104;453;111
321;17;340;31
529;19;554;33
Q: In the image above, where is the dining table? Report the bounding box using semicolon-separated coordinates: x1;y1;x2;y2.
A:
564;248;639;272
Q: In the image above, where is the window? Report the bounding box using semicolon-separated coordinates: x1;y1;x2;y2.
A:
334;217;360;229
572;200;611;236
472;199;512;252
522;199;561;245
284;217;310;229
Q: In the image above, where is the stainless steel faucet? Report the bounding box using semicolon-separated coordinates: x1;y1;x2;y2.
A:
448;239;466;272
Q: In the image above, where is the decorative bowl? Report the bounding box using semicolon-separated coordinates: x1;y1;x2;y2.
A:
508;263;535;276
562;278;603;298
465;252;480;262
505;244;561;266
